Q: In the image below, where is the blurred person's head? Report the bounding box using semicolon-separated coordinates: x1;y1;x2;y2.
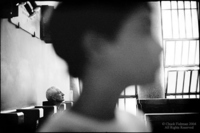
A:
37;2;162;131
46;86;65;104
50;1;162;86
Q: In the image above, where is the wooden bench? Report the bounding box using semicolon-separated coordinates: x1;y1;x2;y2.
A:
137;99;200;132
168;99;200;113
137;98;169;113
43;101;73;111
145;112;199;132
16;107;43;132
35;105;57;129
137;98;200;113
35;105;57;117
43;101;66;110
0;111;24;132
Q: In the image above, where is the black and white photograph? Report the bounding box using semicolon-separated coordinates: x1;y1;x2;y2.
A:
0;1;199;132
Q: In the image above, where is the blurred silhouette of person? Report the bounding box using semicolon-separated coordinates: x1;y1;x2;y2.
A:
46;86;65;110
38;1;162;132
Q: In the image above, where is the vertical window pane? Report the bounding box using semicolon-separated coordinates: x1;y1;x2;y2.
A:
176;71;184;93
191;1;197;8
181;41;189;65
167;71;177;93
172;10;179;38
175;41;182;65
162;10;172;38
161;1;171;9
178;10;186;38
185;10;193;38
195;41;199;64
178;1;184;9
188;41;196;65
118;99;125;111
184;1;191;9
190;71;198;93
125;85;135;95
165;41;175;65
183;71;191;93
191;9;199;38
171;1;177;9
125;98;136;115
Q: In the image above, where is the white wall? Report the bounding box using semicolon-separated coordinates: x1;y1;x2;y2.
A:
1;19;71;111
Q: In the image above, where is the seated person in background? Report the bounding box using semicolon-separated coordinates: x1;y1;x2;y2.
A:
46;86;65;110
38;1;162;132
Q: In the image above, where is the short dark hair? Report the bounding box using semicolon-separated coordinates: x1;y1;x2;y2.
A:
50;1;147;78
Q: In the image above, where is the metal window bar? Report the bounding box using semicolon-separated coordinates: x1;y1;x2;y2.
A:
182;71;186;98
175;71;178;98
165;71;169;98
188;71;193;97
167;92;199;95
165;65;200;69
196;71;200;93
163;38;199;41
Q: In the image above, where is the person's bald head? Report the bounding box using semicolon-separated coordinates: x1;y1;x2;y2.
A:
46;86;65;103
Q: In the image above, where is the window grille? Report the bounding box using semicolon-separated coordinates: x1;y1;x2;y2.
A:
117;1;200;114
160;1;199;99
117;85;138;115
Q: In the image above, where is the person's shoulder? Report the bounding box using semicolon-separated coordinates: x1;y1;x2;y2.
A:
38;109;152;132
37;111;75;132
115;109;152;132
37;110;101;132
